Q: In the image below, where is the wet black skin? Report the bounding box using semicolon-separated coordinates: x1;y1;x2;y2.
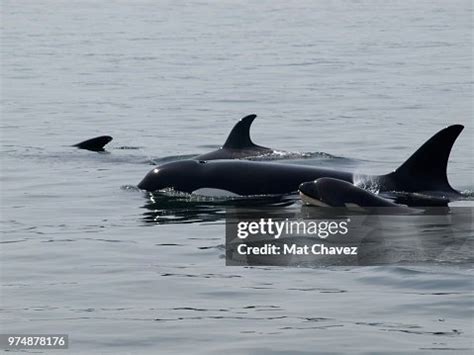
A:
138;159;355;195
194;114;273;160
299;178;399;207
138;125;463;198
73;136;113;152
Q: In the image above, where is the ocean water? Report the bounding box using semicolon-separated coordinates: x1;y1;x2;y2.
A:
1;0;473;354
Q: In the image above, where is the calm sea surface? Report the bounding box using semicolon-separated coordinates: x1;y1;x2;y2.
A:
1;1;473;354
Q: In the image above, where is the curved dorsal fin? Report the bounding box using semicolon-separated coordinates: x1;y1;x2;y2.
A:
222;114;261;149
388;124;463;193
73;135;113;152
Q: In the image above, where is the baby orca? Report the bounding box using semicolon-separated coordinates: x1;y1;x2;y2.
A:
299;178;400;208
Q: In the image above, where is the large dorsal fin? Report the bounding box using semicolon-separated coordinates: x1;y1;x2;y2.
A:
384;125;463;193
222;114;263;149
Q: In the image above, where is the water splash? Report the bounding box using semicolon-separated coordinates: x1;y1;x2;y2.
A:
247;150;342;161
352;174;381;194
460;189;474;198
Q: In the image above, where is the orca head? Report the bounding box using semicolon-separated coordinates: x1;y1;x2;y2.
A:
300;178;405;209
299;178;361;207
300;179;336;207
138;159;206;193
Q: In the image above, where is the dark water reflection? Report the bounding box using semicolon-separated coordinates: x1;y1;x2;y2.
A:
224;206;473;266
141;191;298;225
141;189;473;265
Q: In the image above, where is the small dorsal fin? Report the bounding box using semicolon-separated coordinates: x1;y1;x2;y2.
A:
73;135;113;152
222;114;262;149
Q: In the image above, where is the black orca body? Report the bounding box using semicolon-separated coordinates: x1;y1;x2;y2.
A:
72;115;274;159
299;178;450;209
73;136;113;152
194;114;274;160
139;159;354;195
299;178;406;208
138;125;463;198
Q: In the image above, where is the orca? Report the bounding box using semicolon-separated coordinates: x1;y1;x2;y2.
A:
194;114;274;160
137;125;463;198
72;115;274;158
299;178;450;209
299;178;410;208
73;135;113;152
